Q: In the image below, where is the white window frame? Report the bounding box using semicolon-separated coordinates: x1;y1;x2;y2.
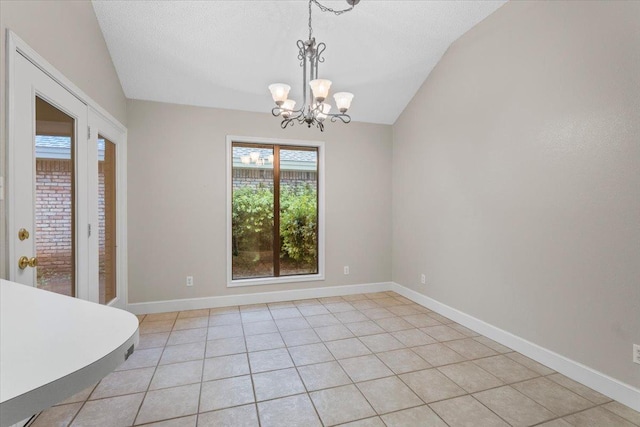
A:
226;135;325;287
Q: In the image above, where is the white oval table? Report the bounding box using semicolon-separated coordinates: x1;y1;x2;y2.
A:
0;279;139;427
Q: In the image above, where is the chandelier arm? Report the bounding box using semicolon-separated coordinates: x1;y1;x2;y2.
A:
289;109;305;120
316;42;326;64
273;106;305;118
299;107;315;124
280;118;297;129
328;113;352;124
297;40;306;65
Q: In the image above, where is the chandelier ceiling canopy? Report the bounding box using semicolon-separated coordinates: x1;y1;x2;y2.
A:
268;0;360;131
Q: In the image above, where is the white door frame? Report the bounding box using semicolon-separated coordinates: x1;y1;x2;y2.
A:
6;30;128;306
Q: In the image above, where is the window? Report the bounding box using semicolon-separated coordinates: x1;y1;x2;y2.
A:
227;137;324;286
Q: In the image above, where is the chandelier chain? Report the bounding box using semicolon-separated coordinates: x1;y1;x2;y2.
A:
308;0;355;40
309;0;313;39
311;0;355;16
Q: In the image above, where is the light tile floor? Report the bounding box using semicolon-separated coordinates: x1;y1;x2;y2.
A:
29;292;640;427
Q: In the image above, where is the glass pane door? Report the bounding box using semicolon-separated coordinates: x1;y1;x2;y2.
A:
98;136;117;304
35;96;76;297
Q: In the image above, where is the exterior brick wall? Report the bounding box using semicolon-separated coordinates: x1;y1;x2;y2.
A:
36;159;74;281
232;168;317;189
35;159;106;282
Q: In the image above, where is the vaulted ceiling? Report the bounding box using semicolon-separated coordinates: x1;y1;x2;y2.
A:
92;1;506;125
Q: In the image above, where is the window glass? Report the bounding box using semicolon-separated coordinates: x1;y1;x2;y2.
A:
232;145;275;279
35;96;76;297
231;142;319;281
279;147;318;276
98;136;117;304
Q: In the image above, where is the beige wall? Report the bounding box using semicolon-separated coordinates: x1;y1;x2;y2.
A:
127;100;392;303
392;0;640;389
0;0;127;278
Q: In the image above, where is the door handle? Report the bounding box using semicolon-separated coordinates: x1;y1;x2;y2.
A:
18;256;38;270
18;228;30;241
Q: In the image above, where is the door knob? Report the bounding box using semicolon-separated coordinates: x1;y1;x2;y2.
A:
18;256;38;270
18;228;30;241
18;256;28;269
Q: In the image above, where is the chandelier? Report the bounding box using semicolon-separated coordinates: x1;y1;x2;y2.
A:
268;0;359;131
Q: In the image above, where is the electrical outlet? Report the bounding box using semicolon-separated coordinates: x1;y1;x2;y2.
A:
344;266;350;275
186;276;194;287
420;274;426;285
634;344;640;365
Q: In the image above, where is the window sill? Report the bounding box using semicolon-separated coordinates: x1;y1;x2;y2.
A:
227;273;325;288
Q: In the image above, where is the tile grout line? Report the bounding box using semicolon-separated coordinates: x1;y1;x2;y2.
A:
34;382;99;427
411;334;615;426
131;314;178;426
367;294;454;427
239;308;263;427
46;314;174;426
315;297;417;425
579;402;640;426
276;309;328;427
526;399;637;427
432;356;525;426
318;295;391;425
192;308;214;427
427;394;509;427
492;376;615;426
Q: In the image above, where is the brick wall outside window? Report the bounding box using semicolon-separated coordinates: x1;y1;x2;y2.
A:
232;168;317;189
35;159;106;285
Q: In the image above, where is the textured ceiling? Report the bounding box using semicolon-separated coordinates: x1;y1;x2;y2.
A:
92;1;506;125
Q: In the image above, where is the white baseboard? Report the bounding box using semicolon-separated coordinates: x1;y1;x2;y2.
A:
127;282;393;315
391;282;640;412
